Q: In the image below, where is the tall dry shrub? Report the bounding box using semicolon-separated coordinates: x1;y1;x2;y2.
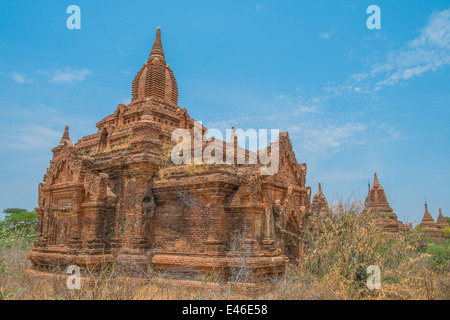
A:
296;198;449;299
302;200;386;296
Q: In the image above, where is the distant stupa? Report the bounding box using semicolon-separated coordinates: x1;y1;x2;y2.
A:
364;172;408;233
419;203;443;239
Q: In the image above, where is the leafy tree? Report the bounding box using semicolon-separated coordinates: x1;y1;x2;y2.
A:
1;208;37;235
0;208;38;248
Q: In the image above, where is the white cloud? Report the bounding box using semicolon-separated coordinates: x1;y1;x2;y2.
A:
274;94;321;116
206;119;242;132
319;29;336;40
293;122;368;153
295;105;319;114
203;92;369;156
4;68;92;84
387;126;402;139
205;118;367;155
49;68;92;84
0;125;61;151
9;72;33;84
119;97;131;105
362;8;450;89
0;103;96;153
255;4;266;15
317;8;450;96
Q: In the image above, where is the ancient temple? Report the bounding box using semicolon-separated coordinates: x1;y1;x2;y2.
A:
419;203;444;240
364;173;408;233
310;183;329;216
27;28;312;277
436;208;449;230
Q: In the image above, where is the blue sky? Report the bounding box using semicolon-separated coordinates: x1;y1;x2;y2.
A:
0;1;449;224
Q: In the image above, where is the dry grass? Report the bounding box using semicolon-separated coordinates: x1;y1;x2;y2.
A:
1;200;448;300
0;248;259;300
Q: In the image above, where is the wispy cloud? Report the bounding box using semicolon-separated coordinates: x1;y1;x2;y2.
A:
288;122;368;153
296;105;319;114
5;68;93;84
319;33;331;39
206;105;366;156
119;97;131;105
0;125;61;151
274;94;321;116
9;72;33;84
48;68;92;84
375;9;450;88
255;4;266;15
341;8;450;94
0;103;95;153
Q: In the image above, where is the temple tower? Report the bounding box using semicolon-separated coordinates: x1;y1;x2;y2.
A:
310;183;329;216
420;203;443;239
436;208;449;230
365;172;406;232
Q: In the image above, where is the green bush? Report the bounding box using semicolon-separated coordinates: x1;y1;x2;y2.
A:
426;239;450;272
442;227;450;239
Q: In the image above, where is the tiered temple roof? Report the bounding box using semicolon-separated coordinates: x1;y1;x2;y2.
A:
131;27;179;105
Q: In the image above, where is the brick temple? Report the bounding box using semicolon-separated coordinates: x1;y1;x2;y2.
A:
364;173;410;233
419;204;448;240
27;28;312;276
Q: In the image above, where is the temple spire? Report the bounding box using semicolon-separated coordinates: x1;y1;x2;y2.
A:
149;27;166;63
422;201;435;222
373;172;380;187
62;125;69;140
311;182;329;216
59;125;72;146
